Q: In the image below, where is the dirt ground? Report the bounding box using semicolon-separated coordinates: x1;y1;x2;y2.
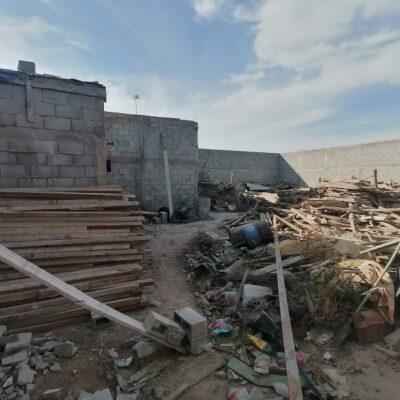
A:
32;212;400;400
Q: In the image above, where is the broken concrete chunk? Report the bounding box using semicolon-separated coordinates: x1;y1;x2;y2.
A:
107;349;119;360
31;333;57;346
49;363;62;372
42;388;63;400
116;392;139;400
53;341;77;358
174;307;208;340
133;340;163;358
78;391;94;400
4;333;32;354
2;376;13;388
86;389;113;400
0;325;7;337
114;356;133;368
17;363;36;385
144;311;185;346
2;349;29;366
38;340;57;354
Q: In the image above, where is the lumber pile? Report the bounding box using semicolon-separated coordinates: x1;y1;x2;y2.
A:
227;179;400;256
0;186;152;333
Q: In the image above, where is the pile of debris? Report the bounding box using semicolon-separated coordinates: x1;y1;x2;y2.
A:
0;186;152;333
181;178;400;398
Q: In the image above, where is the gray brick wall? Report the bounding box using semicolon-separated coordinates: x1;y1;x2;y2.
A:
0;71;106;187
280;139;400;186
105;112;198;211
198;149;280;184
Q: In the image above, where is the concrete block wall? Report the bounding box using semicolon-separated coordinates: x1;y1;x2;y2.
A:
105;112;198;211
0;70;106;187
279;139;400;186
198;148;280;184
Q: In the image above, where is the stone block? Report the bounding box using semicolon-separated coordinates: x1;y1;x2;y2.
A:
0;111;15;126
56;104;82;119
17;363;36;385
53;341;78;358
72;119;95;132
36;153;47;164
144;311;185;346
33;165;55;178
42;89;70;105
36;102;56;116
57;141;84;155
32;178;48;187
0;83;13;99
74;177;97;186
70;93;95;108
44;116;71;131
18;177;33;187
74;154;96;166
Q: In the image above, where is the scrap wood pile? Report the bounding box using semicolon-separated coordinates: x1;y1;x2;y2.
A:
0;186;152;333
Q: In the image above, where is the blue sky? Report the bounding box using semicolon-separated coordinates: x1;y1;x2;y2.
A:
1;0;399;152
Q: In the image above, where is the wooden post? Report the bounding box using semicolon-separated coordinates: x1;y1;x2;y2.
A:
163;149;173;219
373;169;378;189
273;228;303;400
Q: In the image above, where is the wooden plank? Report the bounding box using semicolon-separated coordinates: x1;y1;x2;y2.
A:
0;264;142;294
0;190;124;200
163;149;174;219
273;229;303;400
275;215;303;234
0;245;184;352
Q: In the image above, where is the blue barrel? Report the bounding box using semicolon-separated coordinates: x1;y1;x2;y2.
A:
229;220;272;249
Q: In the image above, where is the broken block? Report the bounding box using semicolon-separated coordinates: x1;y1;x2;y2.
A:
144;311;185;346
4;332;32;354
2;349;29;366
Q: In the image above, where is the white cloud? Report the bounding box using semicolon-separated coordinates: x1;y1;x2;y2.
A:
39;0;62;13
192;0;225;18
64;39;93;52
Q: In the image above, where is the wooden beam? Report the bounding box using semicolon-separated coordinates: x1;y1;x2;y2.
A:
273;228;303;400
163;149;174;219
0;244;185;353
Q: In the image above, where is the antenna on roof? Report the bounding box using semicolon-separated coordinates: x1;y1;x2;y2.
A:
133;94;139;115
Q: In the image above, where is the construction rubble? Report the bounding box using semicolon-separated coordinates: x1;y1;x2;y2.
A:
0;179;399;399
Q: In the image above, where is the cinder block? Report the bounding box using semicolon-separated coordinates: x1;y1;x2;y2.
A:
42;89;70;105
51;153;74;166
15;115;44;129
9;165;26;178
29;140;54;153
144;311;185;346
74;155;96;166
17;178;33;187
44;116;71;131
0;83;13;99
36;102;56;116
36;153;47;165
74;177;97;186
0;165;10;177
33;165;55;178
85;166;97;178
57;141;84;155
17;153;37;164
82;108;96;121
71;119;94;133
0;178;17;188
32;178;48;188
13;85;26;100
0;112;15;126
70;93;95;108
56;104;82;119
52;177;74;187
59;165;84;178
0;98;26;114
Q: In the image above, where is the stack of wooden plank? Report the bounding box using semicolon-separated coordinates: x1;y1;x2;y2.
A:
0;186;152;333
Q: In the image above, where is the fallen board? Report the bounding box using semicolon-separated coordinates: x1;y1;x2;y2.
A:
0;244;185;352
